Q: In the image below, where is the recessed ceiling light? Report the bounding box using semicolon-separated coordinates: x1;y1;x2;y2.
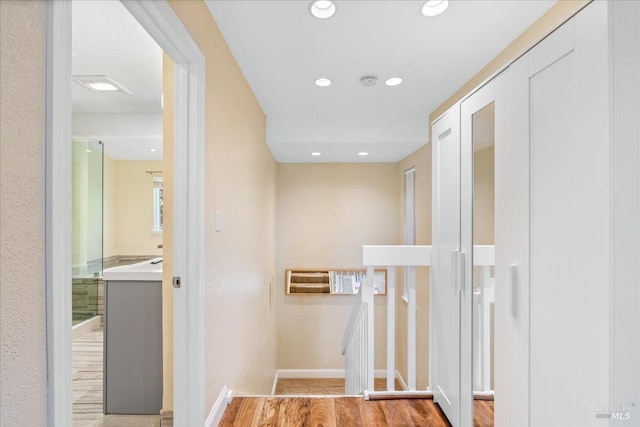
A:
310;0;336;19
358;152;369;156
315;78;332;87
72;75;133;95
422;0;449;17
311;152;322;156
86;149;92;153
385;77;403;87
149;148;157;153
87;82;119;92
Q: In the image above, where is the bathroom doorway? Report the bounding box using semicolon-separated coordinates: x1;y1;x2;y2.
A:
46;1;205;426
70;1;164;424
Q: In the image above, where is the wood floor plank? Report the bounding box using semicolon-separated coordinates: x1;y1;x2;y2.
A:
232;397;265;427
279;397;312;427
218;398;242;426
309;397;336;427
413;399;452;427
216;396;493;427
383;399;422;426
360;400;388;427
258;397;281;427
473;400;494;427
334;397;364;427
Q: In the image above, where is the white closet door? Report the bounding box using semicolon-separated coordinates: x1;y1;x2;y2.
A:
431;104;464;426
495;2;610;426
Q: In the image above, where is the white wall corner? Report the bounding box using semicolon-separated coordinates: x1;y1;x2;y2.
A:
204;385;233;427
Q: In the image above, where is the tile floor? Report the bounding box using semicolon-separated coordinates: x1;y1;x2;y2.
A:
72;328;160;427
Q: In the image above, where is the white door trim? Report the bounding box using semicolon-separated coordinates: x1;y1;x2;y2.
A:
45;2;73;425
45;1;205;426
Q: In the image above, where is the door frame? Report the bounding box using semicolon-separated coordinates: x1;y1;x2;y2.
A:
45;1;205;425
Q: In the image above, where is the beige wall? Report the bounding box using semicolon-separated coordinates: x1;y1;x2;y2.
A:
103;158;163;257
276;163;398;370
168;0;278;417
0;1;47;425
474;146;495;246
395;145;432;389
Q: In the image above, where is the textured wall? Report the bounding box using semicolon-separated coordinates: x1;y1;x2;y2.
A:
276;163;398;370
168;0;278;418
0;1;48;426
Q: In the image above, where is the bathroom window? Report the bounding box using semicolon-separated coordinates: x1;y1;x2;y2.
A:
153;176;163;233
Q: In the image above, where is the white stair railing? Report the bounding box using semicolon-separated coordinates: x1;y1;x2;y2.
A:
342;266;374;395
472;245;495;393
362;245;433;397
353;244;495;399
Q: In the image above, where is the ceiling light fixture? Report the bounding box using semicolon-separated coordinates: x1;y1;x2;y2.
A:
358;152;369;156
311;152;322;156
149;148;157;153
72;75;133;95
421;0;449;17
385;77;403;87
315;78;332;87
310;0;336;19
86;149;92;153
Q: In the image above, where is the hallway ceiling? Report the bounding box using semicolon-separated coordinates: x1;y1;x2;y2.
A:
206;0;555;163
71;0;163;160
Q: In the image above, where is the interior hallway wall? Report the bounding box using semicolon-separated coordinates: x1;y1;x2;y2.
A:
276;163;398;370
168;1;278;418
0;1;47;425
474;146;495;246
395;145;431;390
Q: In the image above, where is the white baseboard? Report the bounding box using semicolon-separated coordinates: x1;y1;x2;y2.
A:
270;370;279;395
275;368;395;380
204;385;233;427
272;368;412;391
71;315;101;341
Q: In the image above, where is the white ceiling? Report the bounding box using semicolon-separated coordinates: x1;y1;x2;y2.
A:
206;0;555;163
71;0;163;160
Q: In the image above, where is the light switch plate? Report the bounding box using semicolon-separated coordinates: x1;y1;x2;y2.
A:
215;209;222;232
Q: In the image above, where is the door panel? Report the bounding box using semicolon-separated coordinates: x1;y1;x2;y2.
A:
461;81;496;427
495;2;610;426
431;104;462;426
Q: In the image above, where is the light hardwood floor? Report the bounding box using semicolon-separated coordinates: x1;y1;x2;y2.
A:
72;328;160;427
220;397;494;427
219;397;452;427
